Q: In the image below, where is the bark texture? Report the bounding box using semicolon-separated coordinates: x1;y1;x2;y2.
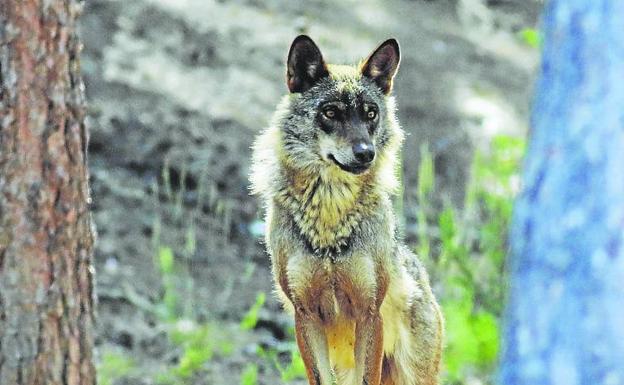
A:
499;1;624;384
0;1;96;384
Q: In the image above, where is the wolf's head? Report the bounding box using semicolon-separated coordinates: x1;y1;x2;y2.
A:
279;35;403;179
251;36;404;199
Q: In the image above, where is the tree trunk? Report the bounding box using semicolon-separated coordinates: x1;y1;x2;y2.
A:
0;1;96;385
500;1;624;384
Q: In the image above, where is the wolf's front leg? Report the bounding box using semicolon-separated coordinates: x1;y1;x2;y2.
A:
354;312;384;385
294;310;334;385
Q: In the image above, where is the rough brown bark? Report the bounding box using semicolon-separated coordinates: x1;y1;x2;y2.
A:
0;1;96;385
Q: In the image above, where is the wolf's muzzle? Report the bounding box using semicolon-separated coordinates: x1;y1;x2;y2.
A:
352;142;375;164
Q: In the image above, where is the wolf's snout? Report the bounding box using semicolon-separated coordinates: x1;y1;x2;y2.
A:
353;142;375;163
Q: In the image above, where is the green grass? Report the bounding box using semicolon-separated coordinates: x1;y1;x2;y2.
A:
156;246;179;321
240;292;266;331
416;143;435;262
170;322;215;378
98;351;135;385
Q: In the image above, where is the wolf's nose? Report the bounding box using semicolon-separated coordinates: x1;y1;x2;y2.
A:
353;142;375;163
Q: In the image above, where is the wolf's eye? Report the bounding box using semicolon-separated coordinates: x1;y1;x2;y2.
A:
367;110;377;120
323;108;336;119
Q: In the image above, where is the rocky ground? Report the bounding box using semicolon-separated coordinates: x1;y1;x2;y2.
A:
79;0;542;384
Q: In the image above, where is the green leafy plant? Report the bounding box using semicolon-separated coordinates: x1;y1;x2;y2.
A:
416;135;525;383
240;292;266;331
444;299;499;377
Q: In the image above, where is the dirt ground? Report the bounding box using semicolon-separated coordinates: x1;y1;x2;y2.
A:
80;0;541;383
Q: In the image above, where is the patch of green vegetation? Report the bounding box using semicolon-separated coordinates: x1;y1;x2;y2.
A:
148;162;245;383
155;320;236;384
417;143;435;262
97;351;135;385
156;246;179;321
416;135;525;384
258;344;307;382
170;322;215;378
149;208;271;383
240;363;259;385
518;28;542;48
444;299;499;377
240;292;266;330
278;349;307;382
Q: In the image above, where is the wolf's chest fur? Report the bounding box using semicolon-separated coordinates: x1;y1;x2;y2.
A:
276;166;379;255
285;253;381;371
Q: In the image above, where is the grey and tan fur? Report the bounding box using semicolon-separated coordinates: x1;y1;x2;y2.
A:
251;35;443;385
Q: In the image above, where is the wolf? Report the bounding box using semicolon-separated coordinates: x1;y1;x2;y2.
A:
251;35;443;385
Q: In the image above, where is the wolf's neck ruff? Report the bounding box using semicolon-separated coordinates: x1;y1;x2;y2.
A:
276;163;381;257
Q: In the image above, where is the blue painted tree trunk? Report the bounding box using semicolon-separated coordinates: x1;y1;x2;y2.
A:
499;1;624;385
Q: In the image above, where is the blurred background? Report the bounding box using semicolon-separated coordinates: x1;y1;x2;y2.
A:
80;0;543;384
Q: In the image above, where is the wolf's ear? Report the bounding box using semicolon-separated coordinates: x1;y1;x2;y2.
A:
287;35;329;93
361;39;400;95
